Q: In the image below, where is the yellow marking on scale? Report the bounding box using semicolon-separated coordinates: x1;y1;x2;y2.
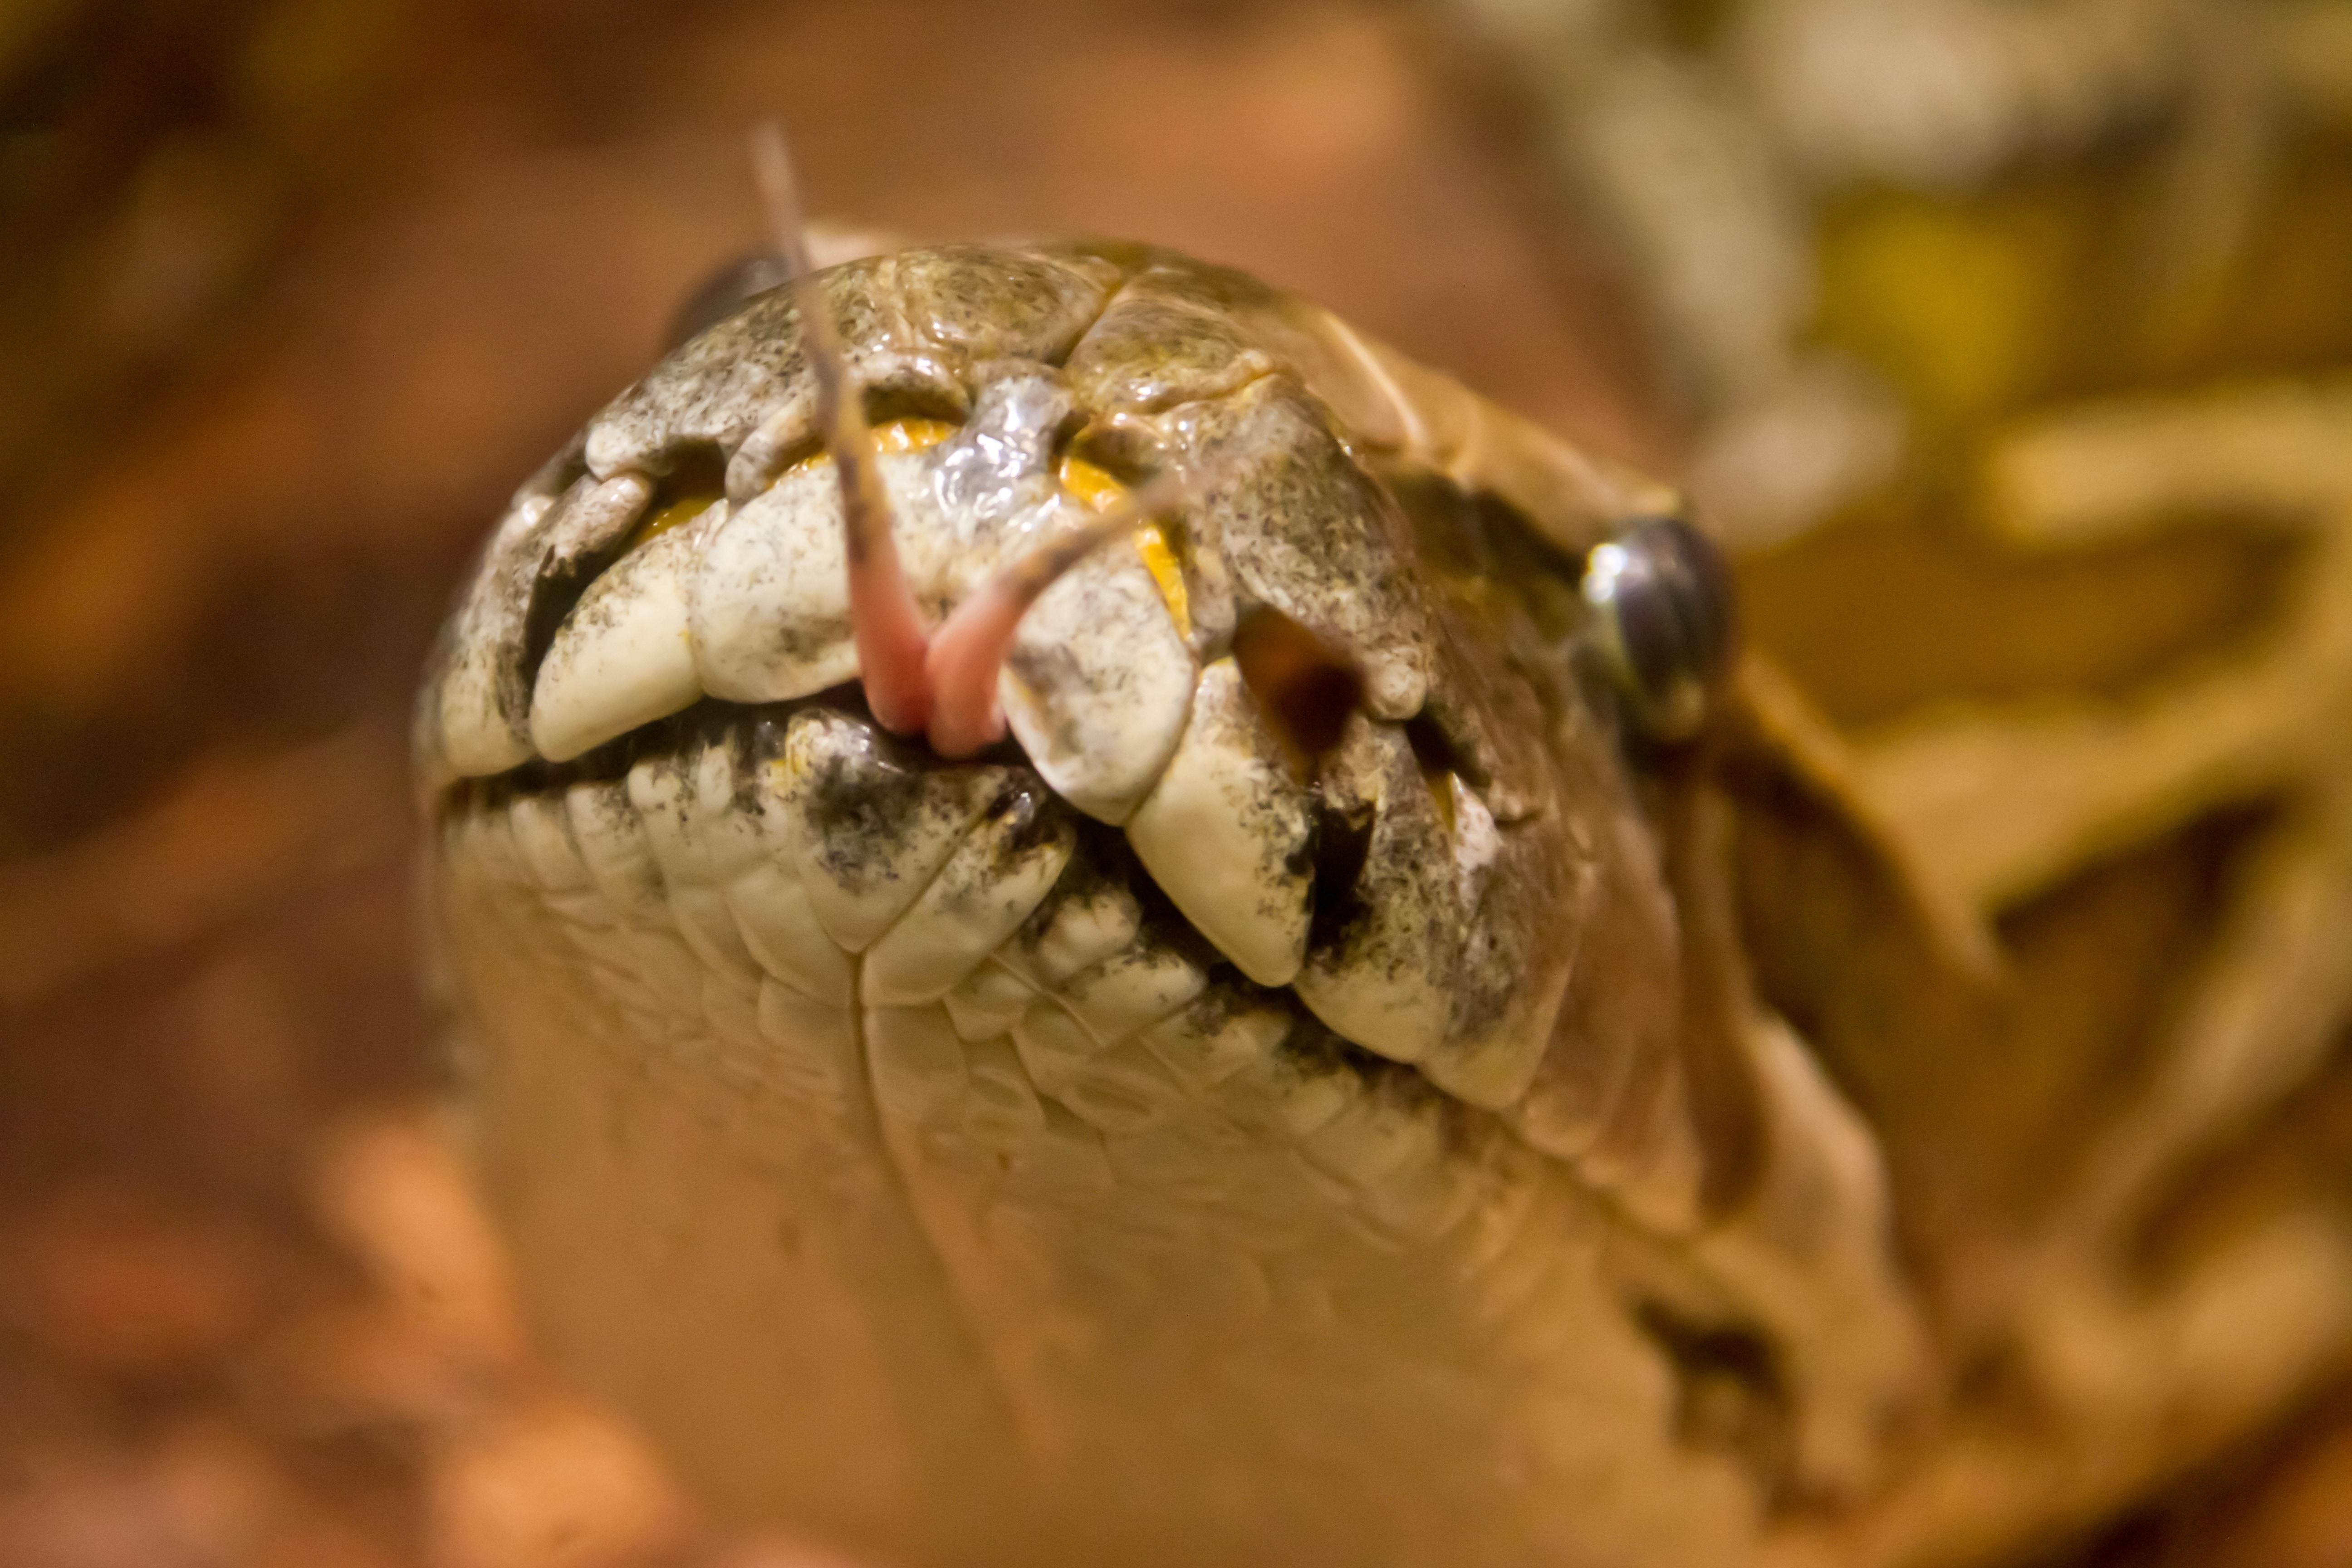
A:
1060;454;1192;638
874;416;959;454
1424;767;1458;832
786;415;961;475
631;492;717;545
1132;523;1192;640
1059;453;1127;511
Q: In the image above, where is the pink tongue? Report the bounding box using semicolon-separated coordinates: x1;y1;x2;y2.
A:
767;126;1211;761
763;123;936;740
922;585;1018;757
794;242;1199;757
917;468;1197;758
849;549;936;738
789;261;938;740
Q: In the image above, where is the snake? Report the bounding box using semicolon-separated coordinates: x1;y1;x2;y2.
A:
418;240;1949;1567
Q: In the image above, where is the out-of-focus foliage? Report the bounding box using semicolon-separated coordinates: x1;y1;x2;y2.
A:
0;0;708;543
2;0;420;499
1443;0;2352;544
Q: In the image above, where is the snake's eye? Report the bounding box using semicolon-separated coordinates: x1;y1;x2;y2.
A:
667;249;796;350
1580;514;1736;741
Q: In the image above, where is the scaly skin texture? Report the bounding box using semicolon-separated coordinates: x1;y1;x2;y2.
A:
422;242;2352;1567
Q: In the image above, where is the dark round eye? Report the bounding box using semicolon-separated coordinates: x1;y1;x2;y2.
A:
1579;514;1736;741
666;249;797;350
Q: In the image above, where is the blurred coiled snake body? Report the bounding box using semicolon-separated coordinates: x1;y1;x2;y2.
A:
419;241;1959;1567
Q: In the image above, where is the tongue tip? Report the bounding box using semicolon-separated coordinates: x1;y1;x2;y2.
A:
866;680;934;738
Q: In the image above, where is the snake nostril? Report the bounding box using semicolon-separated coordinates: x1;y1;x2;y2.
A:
1233;604;1363;774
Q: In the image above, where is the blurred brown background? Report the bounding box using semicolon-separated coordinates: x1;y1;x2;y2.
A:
4;2;2349;1566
